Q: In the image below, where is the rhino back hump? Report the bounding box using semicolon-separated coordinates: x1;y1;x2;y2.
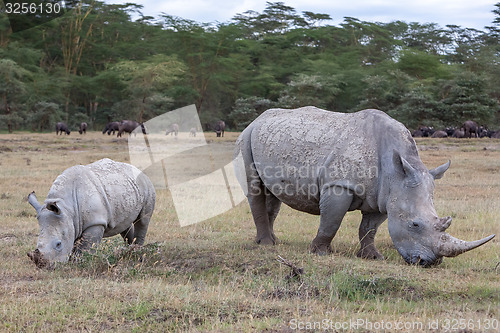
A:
244;107;418;213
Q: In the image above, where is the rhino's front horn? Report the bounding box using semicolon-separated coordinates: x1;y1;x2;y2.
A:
437;233;495;257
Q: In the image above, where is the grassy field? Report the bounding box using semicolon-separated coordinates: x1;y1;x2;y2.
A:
0;132;498;332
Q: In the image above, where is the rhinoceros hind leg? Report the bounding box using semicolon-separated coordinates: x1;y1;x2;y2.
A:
265;192;282;244
357;212;386;260
248;183;279;245
131;208;153;246
121;225;135;245
311;186;353;255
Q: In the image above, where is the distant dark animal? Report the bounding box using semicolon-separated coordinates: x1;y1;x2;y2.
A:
165;123;179;136
117;120;140;137
413;126;434;137
56;122;70;135
189;127;197;137
102;122;120;135
478;126;493;138
463;120;478;138
431;130;447;138
452;129;465;138
214;120;225;137
412;129;424;137
79;122;87;135
445;127;456;136
422;126;435;137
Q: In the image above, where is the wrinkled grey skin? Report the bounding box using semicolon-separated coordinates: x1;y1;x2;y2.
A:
28;158;156;267
117;120;140;137
102;121;120;135
235;107;495;267
56;122;70;135
79;122;87;135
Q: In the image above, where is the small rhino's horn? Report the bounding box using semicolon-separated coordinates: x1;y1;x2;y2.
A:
28;192;42;214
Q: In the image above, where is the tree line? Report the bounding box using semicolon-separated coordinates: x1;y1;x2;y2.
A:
0;1;499;133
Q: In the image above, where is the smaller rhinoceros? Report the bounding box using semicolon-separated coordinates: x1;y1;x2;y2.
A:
27;158;156;268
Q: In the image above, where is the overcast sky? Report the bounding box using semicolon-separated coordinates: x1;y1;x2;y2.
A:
105;0;497;31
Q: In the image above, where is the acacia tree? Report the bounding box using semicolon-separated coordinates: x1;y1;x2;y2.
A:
111;54;186;121
0;59;30;132
439;72;498;125
278;73;344;109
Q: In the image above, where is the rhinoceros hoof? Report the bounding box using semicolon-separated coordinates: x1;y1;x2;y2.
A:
256;237;276;245
310;243;333;256
356;248;384;260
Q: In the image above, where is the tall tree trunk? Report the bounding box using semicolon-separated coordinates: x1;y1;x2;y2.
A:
60;2;96;119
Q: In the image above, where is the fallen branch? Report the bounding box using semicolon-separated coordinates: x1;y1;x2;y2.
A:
277;255;304;280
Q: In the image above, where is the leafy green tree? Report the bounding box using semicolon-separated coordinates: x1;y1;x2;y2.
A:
27;101;65;131
397;49;449;80
277;73;343;109
390;85;443;128
400;23;450;55
355;69;413;112
228;96;274;130
0;59;30;132
439;72;498;125
111;54;186;121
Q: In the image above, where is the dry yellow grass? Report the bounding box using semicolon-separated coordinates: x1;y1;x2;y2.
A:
0;132;498;332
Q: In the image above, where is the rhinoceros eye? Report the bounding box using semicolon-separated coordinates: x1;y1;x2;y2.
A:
409;221;421;229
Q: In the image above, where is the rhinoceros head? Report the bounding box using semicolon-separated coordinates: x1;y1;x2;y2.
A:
386;151;495;267
28;192;75;266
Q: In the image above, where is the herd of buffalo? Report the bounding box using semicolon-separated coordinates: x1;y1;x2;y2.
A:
57;118;499;140
412;120;500;138
55;120;226;137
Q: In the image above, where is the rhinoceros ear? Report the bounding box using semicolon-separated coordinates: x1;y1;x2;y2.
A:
392;150;418;179
429;160;451;180
46;201;61;215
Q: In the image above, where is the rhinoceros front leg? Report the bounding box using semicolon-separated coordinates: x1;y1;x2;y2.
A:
72;225;105;256
357;212;387;260
311;186;353;255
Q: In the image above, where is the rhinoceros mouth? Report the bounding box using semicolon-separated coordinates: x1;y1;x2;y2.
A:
27;249;50;269
404;254;442;267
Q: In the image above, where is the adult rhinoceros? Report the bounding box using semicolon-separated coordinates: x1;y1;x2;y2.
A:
27;158;156;268
234;107;495;267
